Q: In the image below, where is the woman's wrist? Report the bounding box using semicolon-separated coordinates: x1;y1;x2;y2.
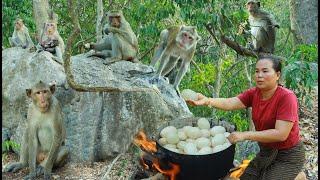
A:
205;98;212;107
242;131;252;141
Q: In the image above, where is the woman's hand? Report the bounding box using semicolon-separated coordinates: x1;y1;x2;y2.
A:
186;93;209;106
227;132;247;144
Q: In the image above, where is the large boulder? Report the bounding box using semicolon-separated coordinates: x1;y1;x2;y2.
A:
2;48;193;162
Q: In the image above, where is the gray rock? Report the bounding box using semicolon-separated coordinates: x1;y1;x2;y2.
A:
2;48;193;162
2;128;11;142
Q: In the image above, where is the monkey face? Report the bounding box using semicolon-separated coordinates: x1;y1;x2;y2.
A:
176;26;201;50
15;20;23;30
26;81;55;112
45;23;56;35
109;16;121;28
246;1;260;14
33;89;52;112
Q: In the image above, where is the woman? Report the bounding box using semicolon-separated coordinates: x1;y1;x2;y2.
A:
186;56;305;180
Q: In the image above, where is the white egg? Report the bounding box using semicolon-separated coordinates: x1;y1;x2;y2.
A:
222;141;232;149
166;147;180;153
183;126;193;134
181;89;198;101
197;118;210;129
164;144;176;149
166;132;179;144
224;132;230;137
210;126;226;136
177;141;187;150
184;142;198;155
186;127;201;139
212;144;225;153
200;129;211;138
186;138;195;143
178;131;187;141
211;134;226;146
198;147;213;155
160;126;177;138
195;137;211;149
158;137;167;146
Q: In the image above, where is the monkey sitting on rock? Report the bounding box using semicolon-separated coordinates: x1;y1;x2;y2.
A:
9;18;35;50
150;25;201;95
85;10;139;65
3;81;68;180
37;20;65;61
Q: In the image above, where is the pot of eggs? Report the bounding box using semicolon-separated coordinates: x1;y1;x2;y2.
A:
155;117;236;180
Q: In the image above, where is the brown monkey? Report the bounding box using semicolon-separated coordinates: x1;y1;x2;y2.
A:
9;18;35;49
37;20;65;60
3;81;68;180
242;0;279;53
150;25;201;94
86;10;139;65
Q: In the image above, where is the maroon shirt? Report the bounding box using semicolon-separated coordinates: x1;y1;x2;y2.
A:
237;86;300;150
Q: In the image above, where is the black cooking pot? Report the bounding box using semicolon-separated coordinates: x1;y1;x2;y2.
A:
155;118;236;180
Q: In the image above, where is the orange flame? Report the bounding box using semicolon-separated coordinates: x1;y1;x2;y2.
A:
134;131;181;180
153;159;180;180
133;131;157;153
139;153;150;170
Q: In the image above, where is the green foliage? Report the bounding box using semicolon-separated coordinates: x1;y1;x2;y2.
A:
2;140;20;153
283;44;318;107
247;153;256;160
2;0;35;47
180;63;216;117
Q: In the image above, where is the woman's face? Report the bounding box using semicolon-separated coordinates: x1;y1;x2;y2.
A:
255;59;280;90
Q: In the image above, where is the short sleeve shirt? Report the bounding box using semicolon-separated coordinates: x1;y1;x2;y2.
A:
237;86;300;150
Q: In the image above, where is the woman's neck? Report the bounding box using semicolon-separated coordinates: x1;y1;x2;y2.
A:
260;85;278;100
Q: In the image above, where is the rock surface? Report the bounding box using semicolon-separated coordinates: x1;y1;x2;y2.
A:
2;48;193;162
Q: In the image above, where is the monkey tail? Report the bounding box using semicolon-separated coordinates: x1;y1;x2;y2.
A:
87;52;108;59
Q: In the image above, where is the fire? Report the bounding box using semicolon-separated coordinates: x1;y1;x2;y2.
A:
134;131;180;180
153;159;180;180
133;131;157;153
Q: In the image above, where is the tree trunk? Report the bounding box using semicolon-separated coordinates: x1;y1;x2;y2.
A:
33;0;58;41
289;0;318;44
96;0;104;42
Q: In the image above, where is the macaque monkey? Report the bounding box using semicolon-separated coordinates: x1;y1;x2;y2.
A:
9;18;35;49
150;25;201;94
3;81;68;180
37;20;65;60
241;0;279;53
85;10;139;65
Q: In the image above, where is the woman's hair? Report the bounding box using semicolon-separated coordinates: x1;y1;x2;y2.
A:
258;55;282;73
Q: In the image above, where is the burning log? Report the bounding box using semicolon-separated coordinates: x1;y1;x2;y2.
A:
134;131;180;180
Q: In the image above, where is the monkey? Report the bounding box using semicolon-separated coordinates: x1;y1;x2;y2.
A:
37;20;65;60
241;0;279;53
150;25;201;94
3;81;68;180
9;18;35;50
85;10;139;65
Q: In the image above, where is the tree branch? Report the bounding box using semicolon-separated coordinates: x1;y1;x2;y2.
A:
220;35;258;58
